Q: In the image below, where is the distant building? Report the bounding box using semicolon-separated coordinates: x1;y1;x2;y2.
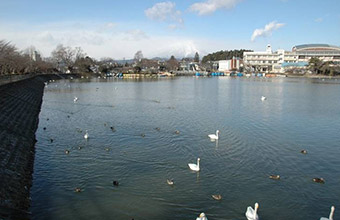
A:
218;57;243;72
243;44;340;73
179;61;199;71
292;44;340;64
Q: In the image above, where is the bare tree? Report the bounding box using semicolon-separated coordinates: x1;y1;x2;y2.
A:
166;55;179;71
134;50;143;62
51;44;75;72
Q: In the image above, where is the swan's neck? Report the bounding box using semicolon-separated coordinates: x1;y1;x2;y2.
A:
329;208;334;220
254;206;258;218
197;160;200;168
216;131;219;138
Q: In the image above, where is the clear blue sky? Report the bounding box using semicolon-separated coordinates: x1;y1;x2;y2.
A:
0;0;339;59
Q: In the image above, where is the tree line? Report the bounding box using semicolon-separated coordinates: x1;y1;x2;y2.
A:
201;49;253;63
308;57;340;76
0;40;53;75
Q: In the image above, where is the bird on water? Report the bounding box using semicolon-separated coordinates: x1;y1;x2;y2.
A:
320;206;335;220
196;212;208;220
188;158;200;172
245;203;259;220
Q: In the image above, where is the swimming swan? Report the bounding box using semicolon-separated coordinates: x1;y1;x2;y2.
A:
188;158;200;171
84;130;89;139
208;130;219;140
320;206;335;220
196;212;208;220
245;203;259;220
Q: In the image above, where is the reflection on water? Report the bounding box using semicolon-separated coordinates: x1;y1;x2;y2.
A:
31;77;340;220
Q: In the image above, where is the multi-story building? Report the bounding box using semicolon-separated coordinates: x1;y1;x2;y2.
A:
243;44;340;73
292;44;340;64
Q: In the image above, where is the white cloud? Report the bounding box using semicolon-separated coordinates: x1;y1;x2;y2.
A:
145;2;183;24
190;0;242;15
123;29;149;41
251;21;285;42
0;20;252;60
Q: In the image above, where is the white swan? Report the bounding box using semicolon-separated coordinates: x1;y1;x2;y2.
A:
320;206;335;220
84;130;89;139
74;96;78;103
196;212;208;220
261;96;266;101
188;158;200;171
245;203;259;220
208;130;219;140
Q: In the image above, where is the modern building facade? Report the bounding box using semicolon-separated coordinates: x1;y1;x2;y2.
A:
243;44;340;73
292;44;340;64
218;57;243;72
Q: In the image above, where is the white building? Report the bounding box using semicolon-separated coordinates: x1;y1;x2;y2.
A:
218;57;243;72
243;44;340;73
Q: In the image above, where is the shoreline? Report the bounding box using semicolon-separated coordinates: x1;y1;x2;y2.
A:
0;74;76;220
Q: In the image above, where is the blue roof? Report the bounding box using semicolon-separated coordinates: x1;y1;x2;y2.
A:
282;62;308;67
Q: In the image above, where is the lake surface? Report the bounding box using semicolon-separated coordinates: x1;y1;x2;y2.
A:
31;77;340;220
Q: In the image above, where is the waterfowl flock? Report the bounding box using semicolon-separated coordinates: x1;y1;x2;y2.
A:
40;86;336;220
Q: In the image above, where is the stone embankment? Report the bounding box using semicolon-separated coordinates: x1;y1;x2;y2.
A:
0;74;76;219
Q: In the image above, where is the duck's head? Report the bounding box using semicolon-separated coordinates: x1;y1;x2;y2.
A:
199;213;206;218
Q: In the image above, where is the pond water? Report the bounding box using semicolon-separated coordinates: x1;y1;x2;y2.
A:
31;77;340;220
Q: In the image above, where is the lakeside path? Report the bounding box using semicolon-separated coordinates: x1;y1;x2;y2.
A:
0;75;66;219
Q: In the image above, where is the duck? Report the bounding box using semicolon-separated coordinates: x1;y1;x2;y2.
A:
188;158;200;171
84;130;89;139
50;138;54;143
245;203;259;220
320;206;335;220
73;96;78;103
43;127;46;130
74;187;82;193
110;126;116;132
65;150;70;154
208;130;219;140
155;127;161;131
269;175;280;180
313;178;325;184
167;179;174;185
113;181;119;186
141;133;145;137
261;96;266;101
301;149;307;154
212;194;222;200
175;130;180;134
196;212;208;220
